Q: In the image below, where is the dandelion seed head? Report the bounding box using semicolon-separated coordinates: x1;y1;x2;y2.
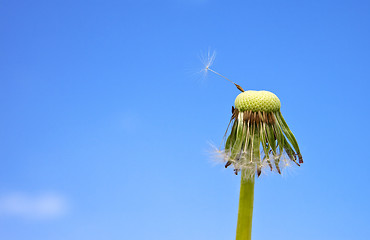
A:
235;91;281;112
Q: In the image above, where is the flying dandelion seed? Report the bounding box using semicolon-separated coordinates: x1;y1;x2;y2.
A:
200;49;216;74
200;50;245;92
198;49;216;81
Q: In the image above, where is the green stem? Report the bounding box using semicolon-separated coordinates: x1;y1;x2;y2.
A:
235;170;255;240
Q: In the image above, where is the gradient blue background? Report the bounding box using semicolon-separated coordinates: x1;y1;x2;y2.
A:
1;0;370;239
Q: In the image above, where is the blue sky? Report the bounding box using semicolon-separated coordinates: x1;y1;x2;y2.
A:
1;0;370;239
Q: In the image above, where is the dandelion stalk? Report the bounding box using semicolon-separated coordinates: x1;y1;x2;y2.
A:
204;53;303;240
236;171;255;240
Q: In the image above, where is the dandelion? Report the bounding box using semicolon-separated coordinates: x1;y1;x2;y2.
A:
223;90;303;176
205;59;303;240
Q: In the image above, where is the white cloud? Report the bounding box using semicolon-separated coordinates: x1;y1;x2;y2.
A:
0;192;69;220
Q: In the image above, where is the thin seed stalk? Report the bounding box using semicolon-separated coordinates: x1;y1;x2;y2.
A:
235;170;255;240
